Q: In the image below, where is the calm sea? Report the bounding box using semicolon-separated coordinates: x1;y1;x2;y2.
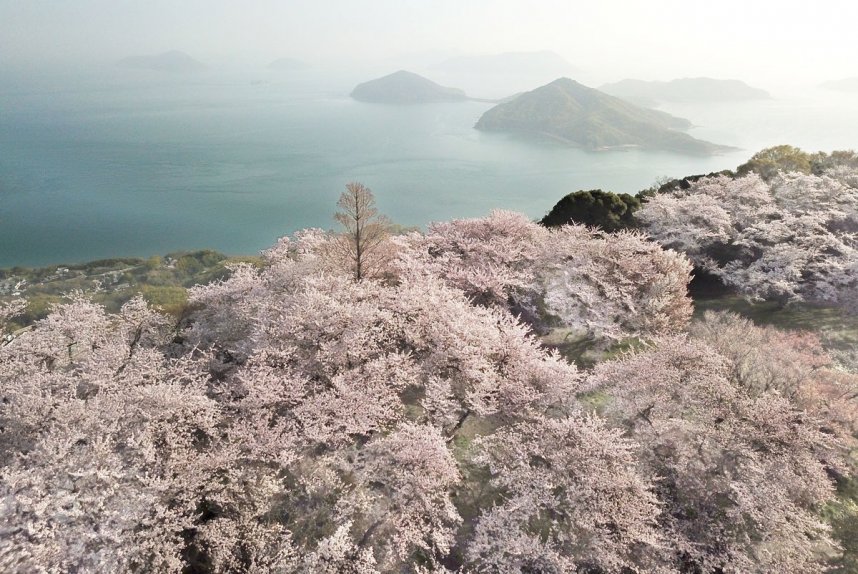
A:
2;69;857;267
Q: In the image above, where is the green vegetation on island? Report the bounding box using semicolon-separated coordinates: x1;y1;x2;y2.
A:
474;78;733;154
350;70;468;104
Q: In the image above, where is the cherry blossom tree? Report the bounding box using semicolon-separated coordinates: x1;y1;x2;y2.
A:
585;333;839;573
691;310;858;440
0;297;220;573
404;210;692;340
0;299;26;332
297;522;379;574
638;171;858;307
537;226;693;340
4;202;852;573
467;414;666;573
176;220;700;570
344;424;462;570
176;236;586;569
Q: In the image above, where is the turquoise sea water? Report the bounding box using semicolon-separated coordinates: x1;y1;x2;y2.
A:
2;70;857;267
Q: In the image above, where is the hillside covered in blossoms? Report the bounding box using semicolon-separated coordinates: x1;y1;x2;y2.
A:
3;150;858;572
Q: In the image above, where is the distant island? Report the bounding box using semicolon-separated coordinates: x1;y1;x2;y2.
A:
475;78;733;155
820;77;858;93
600;78;770;107
116;50;206;73
350;70;468;104
428;50;578;100
268;57;308;71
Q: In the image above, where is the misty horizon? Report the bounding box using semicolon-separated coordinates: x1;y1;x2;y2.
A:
2;0;858;267
2;0;858;90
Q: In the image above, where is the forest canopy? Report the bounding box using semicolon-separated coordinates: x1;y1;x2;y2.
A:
3;162;858;573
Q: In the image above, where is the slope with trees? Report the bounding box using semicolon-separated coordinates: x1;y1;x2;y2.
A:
638;157;858;308
585;317;844;573
3;181;858;573
474;78;733;154
540;189;641;231
405;209;692;340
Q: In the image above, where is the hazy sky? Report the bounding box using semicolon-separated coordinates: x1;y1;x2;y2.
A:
2;0;857;85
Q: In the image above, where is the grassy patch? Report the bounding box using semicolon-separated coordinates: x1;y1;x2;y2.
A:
542;328;647;369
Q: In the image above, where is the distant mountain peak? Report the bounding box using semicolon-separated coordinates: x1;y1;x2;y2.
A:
546;77;579;87
388;70;423;79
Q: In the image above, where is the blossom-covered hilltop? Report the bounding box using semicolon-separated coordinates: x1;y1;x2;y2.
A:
639;146;858;308
4;159;858;571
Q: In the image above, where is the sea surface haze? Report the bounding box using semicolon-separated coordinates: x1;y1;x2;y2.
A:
2;69;856;267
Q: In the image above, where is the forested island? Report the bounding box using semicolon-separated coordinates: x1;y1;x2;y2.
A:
3;145;858;573
350;70;468;103
474;78;733;154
